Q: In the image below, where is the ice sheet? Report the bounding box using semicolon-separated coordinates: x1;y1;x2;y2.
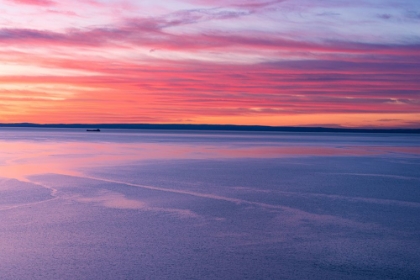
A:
0;128;419;279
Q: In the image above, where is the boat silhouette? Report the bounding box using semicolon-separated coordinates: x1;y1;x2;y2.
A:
86;129;100;132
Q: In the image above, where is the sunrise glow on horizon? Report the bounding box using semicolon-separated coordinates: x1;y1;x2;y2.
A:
1;0;419;128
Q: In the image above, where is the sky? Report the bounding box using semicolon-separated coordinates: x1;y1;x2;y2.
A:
0;0;419;127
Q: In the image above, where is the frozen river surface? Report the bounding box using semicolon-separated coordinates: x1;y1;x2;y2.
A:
0;128;419;279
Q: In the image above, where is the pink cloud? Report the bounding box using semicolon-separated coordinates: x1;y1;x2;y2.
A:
1;52;418;120
1;23;419;60
45;9;79;16
185;0;285;10
10;0;55;6
0;0;419;127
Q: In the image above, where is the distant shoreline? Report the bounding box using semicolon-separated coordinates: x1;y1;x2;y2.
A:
0;123;419;134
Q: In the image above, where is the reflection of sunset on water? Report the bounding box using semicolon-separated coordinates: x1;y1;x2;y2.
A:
1;130;419;181
0;128;419;280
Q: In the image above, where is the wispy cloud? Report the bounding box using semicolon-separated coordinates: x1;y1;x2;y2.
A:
9;0;55;6
0;0;419;127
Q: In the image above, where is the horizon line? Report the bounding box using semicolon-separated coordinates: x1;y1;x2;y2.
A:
0;123;419;134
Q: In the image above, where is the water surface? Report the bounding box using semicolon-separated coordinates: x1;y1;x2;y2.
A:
0;128;419;279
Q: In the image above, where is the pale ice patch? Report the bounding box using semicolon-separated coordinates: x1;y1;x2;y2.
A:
0;177;55;210
73;189;201;218
74;190;145;209
148;207;201;219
